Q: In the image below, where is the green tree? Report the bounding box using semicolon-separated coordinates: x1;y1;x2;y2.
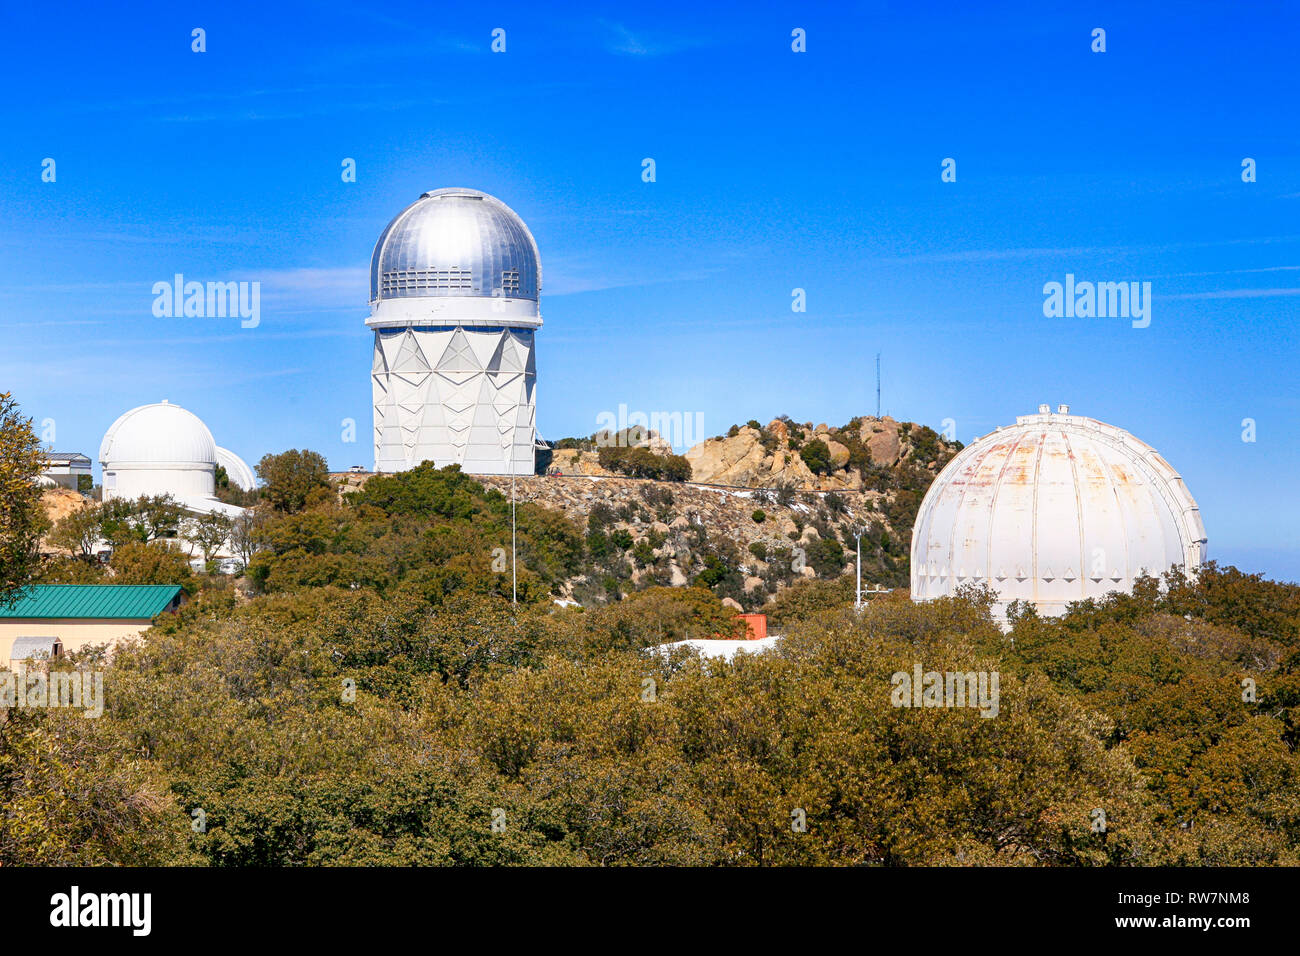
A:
0;392;48;602
183;511;235;564
256;449;331;513
110;541;196;592
99;494;183;546
229;508;262;568
48;503;104;558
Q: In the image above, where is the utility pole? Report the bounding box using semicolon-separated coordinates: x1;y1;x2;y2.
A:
854;526;865;611
511;460;518;606
504;435;517;606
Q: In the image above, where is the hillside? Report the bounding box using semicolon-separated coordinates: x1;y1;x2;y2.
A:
547;415;958;491
38;487;91;555
333;413;961;608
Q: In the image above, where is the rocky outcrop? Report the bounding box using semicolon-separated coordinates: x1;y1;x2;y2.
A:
683;426;768;486
860;416;903;467
538;414;941;493
683;418;898;492
550;448;614;476
685;423;861;491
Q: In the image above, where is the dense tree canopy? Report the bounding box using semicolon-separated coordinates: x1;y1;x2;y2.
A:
7;545;1298;866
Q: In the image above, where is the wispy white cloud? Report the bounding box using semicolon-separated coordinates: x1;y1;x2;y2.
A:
599;19;705;57
881;246;1102;264
56;82;398;117
1150;265;1300;279
1161;288;1300;300
880;235;1300;266
158;97;427;124
544;253;721;295
257;266;368;300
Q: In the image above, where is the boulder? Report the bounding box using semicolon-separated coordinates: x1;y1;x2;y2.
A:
685;430;769;486
550;448;613;476
858;416;902;467
768;449;818;488
721;597;744;611
639;430;674;456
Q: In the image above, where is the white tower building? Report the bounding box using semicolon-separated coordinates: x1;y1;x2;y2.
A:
368;188;541;475
910;405;1207;621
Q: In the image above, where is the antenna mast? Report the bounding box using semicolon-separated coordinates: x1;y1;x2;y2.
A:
876;353;881;418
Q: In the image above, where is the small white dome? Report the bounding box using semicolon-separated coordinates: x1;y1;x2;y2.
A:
215;446;256;491
910;407;1207;620
99;401;218;468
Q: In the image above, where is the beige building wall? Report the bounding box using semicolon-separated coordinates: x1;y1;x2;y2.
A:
0;619;152;667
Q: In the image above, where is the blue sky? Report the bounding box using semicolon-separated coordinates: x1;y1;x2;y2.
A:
1;1;1297;580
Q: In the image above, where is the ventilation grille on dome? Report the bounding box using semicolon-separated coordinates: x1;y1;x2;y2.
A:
381;268;474;296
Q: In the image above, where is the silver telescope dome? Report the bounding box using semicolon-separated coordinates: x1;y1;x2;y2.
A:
369;188;541;306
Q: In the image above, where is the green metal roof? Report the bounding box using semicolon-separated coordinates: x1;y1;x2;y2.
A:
0;585;183;620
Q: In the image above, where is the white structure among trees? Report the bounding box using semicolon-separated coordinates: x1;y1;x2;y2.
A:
910;404;1207;621
368;188;541;476
99;400;252;518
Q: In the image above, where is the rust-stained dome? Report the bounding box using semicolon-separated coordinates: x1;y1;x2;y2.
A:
910;404;1206;621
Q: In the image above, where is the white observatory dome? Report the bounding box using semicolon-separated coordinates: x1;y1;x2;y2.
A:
367;188;542;329
910;405;1207;621
100;401;218;472
99;401;251;514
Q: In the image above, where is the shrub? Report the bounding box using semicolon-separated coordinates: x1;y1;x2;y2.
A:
800;440;833;475
632;540;656;567
599;446;692;482
774;481;797;506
